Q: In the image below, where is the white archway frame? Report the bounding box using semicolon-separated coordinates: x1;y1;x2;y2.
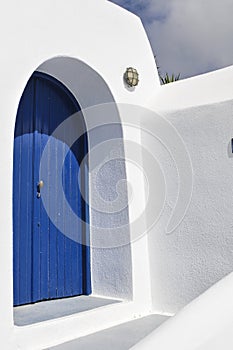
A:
13;56;133;309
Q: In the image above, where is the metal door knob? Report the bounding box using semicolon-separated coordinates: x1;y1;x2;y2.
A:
37;180;44;198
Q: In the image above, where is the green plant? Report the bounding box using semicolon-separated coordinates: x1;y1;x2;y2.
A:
154;55;180;84
160;72;180;84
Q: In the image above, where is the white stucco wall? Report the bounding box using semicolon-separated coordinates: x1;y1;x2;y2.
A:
146;67;233;314
0;0;159;349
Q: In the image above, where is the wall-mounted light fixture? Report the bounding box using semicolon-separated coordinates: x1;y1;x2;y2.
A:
124;67;139;87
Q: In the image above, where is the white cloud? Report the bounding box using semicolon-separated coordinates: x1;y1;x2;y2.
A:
109;0;233;79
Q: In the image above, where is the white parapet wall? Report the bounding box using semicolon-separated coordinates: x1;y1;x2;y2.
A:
153;64;233;112
130;271;233;350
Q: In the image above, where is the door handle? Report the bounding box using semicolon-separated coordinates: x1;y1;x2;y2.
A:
37;180;44;198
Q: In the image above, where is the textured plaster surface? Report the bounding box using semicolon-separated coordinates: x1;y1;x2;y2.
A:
147;100;233;313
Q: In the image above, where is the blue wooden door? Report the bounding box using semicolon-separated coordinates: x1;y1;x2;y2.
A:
13;72;91;306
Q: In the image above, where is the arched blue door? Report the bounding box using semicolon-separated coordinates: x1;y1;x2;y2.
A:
13;72;91;306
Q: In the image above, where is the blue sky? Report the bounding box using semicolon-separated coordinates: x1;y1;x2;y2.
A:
109;0;233;79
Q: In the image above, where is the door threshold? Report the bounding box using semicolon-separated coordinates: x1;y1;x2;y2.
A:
14;295;120;326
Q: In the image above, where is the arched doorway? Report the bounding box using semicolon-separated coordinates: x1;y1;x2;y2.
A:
13;72;91;306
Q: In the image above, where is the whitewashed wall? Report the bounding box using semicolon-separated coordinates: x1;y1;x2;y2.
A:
146;67;233;314
128;65;233;350
0;0;160;349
